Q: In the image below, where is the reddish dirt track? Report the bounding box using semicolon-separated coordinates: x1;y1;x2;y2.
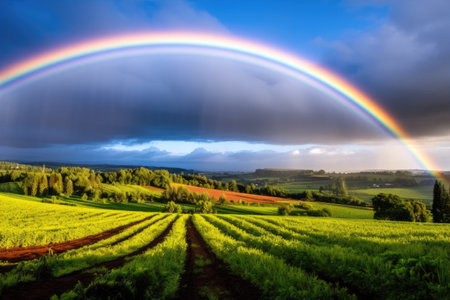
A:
0;217;177;300
144;186;165;192
180;185;287;205
177;218;261;300
0;215;155;263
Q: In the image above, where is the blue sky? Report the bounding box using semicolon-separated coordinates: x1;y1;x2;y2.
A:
0;0;449;171
189;0;389;57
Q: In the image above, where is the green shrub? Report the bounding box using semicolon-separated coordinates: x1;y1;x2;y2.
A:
306;208;332;217
278;205;292;216
296;202;313;210
163;201;182;213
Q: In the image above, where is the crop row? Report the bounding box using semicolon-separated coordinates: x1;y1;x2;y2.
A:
0;213;176;293
206;215;449;299
0;196;148;248
193;215;354;299
249;216;450;255
59;215;188;299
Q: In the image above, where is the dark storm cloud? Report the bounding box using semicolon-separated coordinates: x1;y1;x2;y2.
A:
1;0;447;153
0;55;381;147
319;0;450;138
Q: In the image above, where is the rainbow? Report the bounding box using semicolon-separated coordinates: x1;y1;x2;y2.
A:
0;32;445;182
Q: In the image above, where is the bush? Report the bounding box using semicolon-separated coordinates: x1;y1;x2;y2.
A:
289;210;306;216
195;200;216;214
304;190;314;202
278;205;292;216
218;193;227;205
163;201;182;213
296;202;313;210
306;209;332;217
321;208;332;217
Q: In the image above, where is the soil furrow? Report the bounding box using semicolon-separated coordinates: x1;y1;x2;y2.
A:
177;217;261;300
0;215;155;263
0;217;177;300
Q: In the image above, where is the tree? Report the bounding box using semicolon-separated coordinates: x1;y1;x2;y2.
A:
31;176;39;197
218;193;227;205
49;173;63;195
229;180;239;192
304;190;314;202
372;193;429;222
81;193;88;201
432;180;449;223
10;170;21;181
334;178;348;197
410;200;431;222
64;178;73;197
39;174;48;195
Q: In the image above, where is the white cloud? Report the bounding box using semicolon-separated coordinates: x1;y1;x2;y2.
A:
309;148;325;155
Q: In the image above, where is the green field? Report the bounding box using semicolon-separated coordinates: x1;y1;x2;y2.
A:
307;202;374;219
280;180;332;192
351;186;433;204
0;193;447;299
0;175;375;219
278;179;434;206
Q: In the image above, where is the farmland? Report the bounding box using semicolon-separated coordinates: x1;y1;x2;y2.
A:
209;169;436;205
0;164;447;299
174;183;288;204
0;194;448;299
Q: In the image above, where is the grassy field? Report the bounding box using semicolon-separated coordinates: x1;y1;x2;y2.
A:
351;186;433;204
308;202;374;219
279;180;434;205
0;194;448;299
280;180;332;192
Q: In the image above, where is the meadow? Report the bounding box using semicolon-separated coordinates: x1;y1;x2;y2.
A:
351;186;433;204
0;193;448;299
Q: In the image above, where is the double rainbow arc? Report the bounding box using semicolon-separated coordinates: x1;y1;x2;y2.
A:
0;32;444;182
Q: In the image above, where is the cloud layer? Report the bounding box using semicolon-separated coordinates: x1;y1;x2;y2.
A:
319;0;450;139
0;0;449;171
0;54;381;147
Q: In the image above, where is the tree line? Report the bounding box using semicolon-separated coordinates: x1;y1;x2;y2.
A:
432;180;450;223
162;185;218;214
371;180;450;223
15;166;286;201
372;193;430;222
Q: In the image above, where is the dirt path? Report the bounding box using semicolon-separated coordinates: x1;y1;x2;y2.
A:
0;217;177;300
0;215;155;263
177;217;261;300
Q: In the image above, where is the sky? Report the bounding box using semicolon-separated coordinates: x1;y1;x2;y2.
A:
0;0;449;171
